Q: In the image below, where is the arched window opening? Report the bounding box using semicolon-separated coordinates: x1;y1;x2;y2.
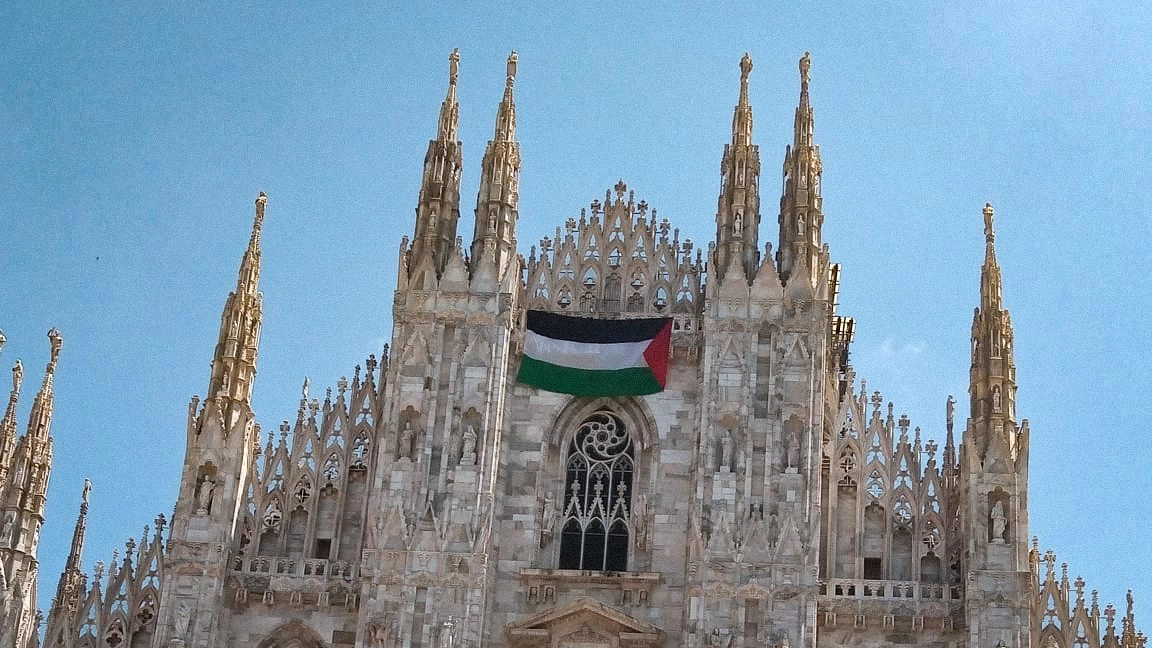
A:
602;274;623;313
921;552;942;583
559;412;634;571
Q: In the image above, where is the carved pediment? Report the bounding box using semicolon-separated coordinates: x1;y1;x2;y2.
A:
508;596;663;647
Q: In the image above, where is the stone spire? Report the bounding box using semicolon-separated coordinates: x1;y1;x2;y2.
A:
961;203;1031;648
980;202;1004;311
0;360;23;490
26;328;62;442
409;48;464;288
943;393;957;478
969;203;1016;461
776;51;824;286
714;53;762;284
207;193;266;409
65;479;90;573
0;328;61;648
470;51;522;288
43;480;91;646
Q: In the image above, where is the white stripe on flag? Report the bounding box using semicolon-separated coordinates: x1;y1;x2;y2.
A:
523;331;649;371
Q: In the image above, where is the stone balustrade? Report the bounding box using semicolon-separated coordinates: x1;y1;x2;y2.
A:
819;578;963;602
231;555;358;580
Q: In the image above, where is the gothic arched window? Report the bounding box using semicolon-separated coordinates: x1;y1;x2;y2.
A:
559;411;633;571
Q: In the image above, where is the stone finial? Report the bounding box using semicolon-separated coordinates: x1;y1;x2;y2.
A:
82;478;92;510
740;52;753;80
983;202;995;243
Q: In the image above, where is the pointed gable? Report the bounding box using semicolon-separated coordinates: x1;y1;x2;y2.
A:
507;596;663;647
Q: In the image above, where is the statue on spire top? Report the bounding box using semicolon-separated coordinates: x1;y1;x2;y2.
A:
48;328;63;365
983;202;995;242
740;52;753;79
449;48;460;83
507;51;518;81
799;51;811;86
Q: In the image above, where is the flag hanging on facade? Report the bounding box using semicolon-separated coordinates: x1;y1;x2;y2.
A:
517;310;673;397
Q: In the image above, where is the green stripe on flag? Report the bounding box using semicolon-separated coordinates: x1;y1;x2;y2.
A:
517;355;662;397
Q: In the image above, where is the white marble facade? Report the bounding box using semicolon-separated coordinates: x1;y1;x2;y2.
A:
15;51;1145;648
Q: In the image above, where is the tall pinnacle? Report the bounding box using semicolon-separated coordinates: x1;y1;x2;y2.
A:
795;51;814;148
777;51;824;285
65;479;91;571
970;202;1016;460
471;50;522;285
714;52;762;283
733;52;754;146
2;361;22;439
43;479;92;648
438;48;461;142
237;192;266;299
27;328;62;439
409;49;466;286
494;51;518;142
0;360;23;485
980;203;1003;311
207;194;266;405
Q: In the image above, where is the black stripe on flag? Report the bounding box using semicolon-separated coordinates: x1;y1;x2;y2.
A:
526;310;670;344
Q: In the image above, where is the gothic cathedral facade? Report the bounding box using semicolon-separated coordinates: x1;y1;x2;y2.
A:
3;51;1144;648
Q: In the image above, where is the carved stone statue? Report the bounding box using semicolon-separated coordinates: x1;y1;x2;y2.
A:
173;601;192;639
540;491;557;546
786;427;801;471
719;433;733;472
10;360;21;393
460;424;477;465
0;513;13;542
990;499;1007;543
992;385;1002;412
369;618;396;648
399;422;415;460
707;628;732;648
439;617;457;648
632;493;649;550
195;474;216;514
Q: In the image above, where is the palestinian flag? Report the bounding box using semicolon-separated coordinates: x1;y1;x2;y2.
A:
518;310;673;397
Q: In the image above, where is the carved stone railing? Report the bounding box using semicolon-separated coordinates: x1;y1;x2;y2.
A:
230;555;358;580
818;579;963;602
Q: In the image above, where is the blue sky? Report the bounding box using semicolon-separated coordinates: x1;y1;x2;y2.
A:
2;1;1149;618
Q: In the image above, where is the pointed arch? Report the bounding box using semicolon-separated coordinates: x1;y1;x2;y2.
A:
543;396;658;453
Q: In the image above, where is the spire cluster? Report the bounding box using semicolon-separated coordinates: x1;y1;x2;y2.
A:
0;328;64;647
